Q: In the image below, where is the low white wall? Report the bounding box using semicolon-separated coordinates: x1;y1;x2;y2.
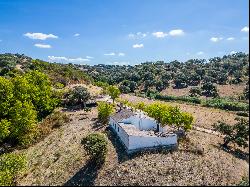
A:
109;117;177;154
128;134;177;151
121;114;165;132
109;118;129;148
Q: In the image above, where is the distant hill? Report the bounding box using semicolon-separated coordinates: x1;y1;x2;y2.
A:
0;52;249;94
0;53;93;87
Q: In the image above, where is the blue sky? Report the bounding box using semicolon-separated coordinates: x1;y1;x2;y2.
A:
0;0;249;65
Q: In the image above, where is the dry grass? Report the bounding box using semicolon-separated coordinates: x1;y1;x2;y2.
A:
160;83;246;98
16;108;98;186
15;95;249;186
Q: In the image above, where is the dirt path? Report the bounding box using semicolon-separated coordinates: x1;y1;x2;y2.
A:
121;94;242;129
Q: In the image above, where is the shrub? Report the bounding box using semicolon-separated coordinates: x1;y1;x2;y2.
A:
203;98;249;111
81;133;108;163
0;71;59;145
145;102;194;132
65;86;91;108
0;77;13;118
54;82;65;89
22;70;59;119
155;94;201;104
37;111;70;138
213;118;249;148
201;82;219;97
0;152;27;186
9;101;38;145
236;111;249;117
107;85;121;103
97;102;114;124
0;119;11;142
189;87;201;97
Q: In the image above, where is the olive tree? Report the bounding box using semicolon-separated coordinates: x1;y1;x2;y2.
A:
213;118;249;148
67;86;91;108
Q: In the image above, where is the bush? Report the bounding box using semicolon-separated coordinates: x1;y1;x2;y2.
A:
201;82;219;97
107;85;121;103
37;111;70;138
203;98;249;111
213;118;249;148
54;82;65;89
9;101;37;145
0;152;27;186
0;119;11;142
81;133;108;163
97;102;114;124
189;87;201;97
155;94;202;104
236;111;249;117
0;71;59;145
65;86;91;108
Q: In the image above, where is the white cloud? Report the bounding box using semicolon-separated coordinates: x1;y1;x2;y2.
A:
226;37;235;41
241;26;249;32
210;37;223;42
86;56;94;59
169;29;185;36
24;32;58;40
112;61;130;65
48;56;90;63
230;51;237;55
74;33;80;37
197;51;204;55
133;44;144;48
34;44;52;48
128;32;147;39
152;31;168;38
118;52;125;56
104;52;116;56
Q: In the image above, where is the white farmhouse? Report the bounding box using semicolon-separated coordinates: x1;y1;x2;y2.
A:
109;107;178;154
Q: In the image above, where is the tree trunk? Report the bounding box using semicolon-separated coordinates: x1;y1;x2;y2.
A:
157;123;160;132
223;140;230;148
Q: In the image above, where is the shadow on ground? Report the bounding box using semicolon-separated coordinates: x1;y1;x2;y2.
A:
64;159;103;186
106;128;129;163
105;127;175;163
213;144;249;163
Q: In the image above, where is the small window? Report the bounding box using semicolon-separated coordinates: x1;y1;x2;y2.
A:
118;127;119;132
115;124;116;129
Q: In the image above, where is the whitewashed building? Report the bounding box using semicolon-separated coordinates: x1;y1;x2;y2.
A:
109;107;178;154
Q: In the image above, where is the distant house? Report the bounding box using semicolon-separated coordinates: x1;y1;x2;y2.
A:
109;107;177;154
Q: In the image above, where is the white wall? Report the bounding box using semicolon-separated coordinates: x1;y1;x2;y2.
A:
128;134;177;150
109;116;177;154
121;113;165;132
109;118;129;148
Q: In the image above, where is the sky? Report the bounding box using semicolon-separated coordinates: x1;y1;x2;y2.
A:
0;0;249;65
